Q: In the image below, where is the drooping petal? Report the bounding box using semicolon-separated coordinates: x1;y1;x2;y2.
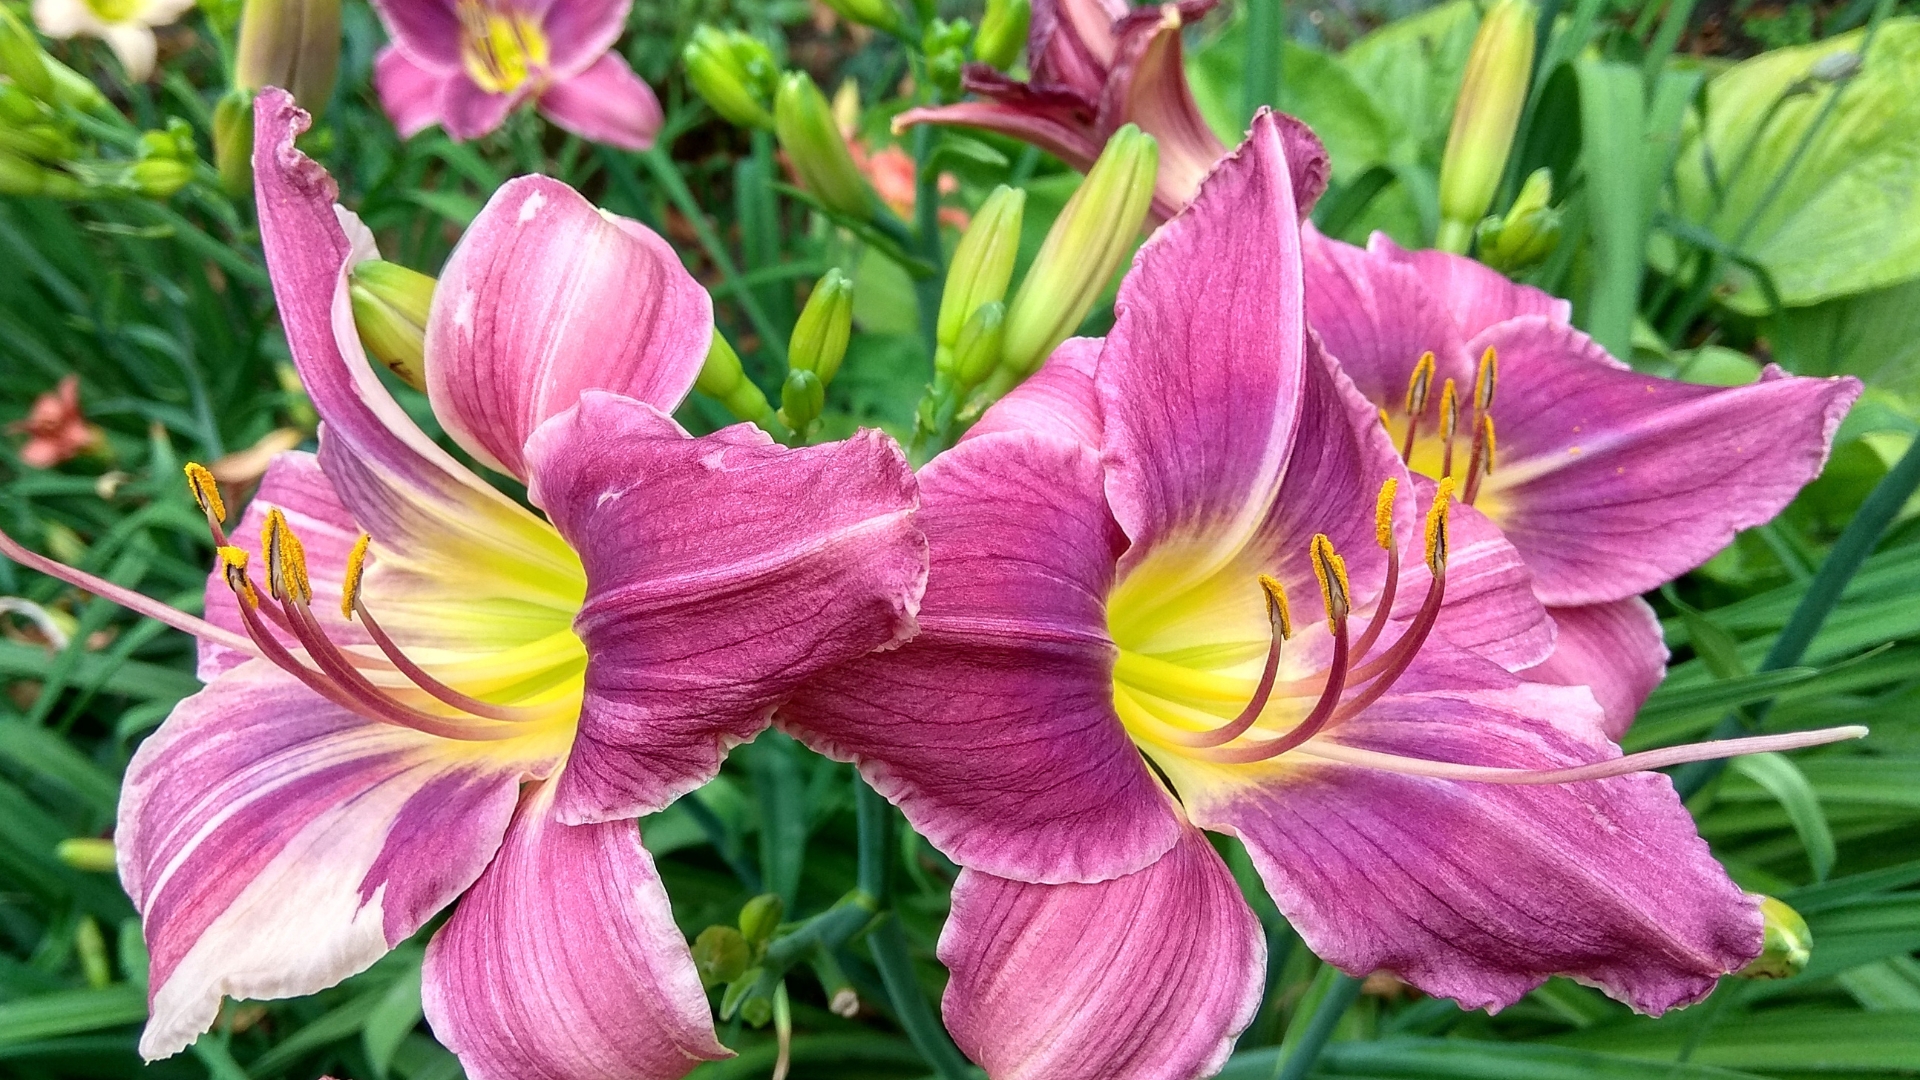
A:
197;452;369;681
1371;232;1572;338
1472;317;1860;605
536;53;663;151
533;0;630;79
895;73;1107;177
521;393;924;823
367;0;463;73
1101;110;1306;581
1098;0;1233;218
939;828;1263;1080
1301;224;1475;406
426;176;709;480
374;46;451;138
118;665;563;1059
437;76;520;141
780;428;1185;885
1524;598;1669;740
1029;0;1128;97
963;336;1103;448
1178;677;1763;1015
422;779;728;1080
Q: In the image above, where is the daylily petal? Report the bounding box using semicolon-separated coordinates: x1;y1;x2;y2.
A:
1472;317;1860;604
1301;223;1476;404
374;46;452;138
367;0;463;73
533;0;631;80
522;393;924;823
780;428;1185;885
896;76;1107;179
1524;598;1669;740
197;451;369;681
438;76;520;141
102;23;159;80
1372;232;1572;338
426;176;709;480
422;779;728;1080
939;827;1263;1080
536;53;663;151
1181;678;1763;1014
1098;0;1231;218
118;664;559;1059
1100;109;1306;579
1396;479;1555;673
1030;0;1127;97
962;335;1103;448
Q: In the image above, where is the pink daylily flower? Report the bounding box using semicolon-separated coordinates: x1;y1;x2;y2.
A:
1299;227;1861;735
9;375;104;468
895;0;1318;220
1;90;924;1079
370;0;663;148
777;113;1863;1079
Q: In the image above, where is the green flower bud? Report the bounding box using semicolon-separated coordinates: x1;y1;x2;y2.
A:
1737;896;1811;979
0;7;53;103
775;71;874;220
0;149;56;196
213;88;255;197
737;893;784;947
45;56;109;114
778;367;825;436
130;158;193;198
234;0;343;114
684;26;777;130
999;124;1158;381
937;184;1024;349
55;838;117;873
1474;167;1561;273
818;0;903;35
788;269;854;388
1436;0;1535;254
692;925;751;988
75;916;112;988
348;260;436;391
0;83;43;125
975;0;1030;70
950;300;1006;389
0;124;71;162
695;331;780;430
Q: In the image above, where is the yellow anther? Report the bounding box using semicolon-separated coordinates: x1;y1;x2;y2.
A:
1258;573;1293;641
217;546;258;608
184;462;226;523
1309;533;1351;627
1374;477;1399;550
342;533;371;621
1477;413;1497;475
1438;378;1459;440
1474;346;1498;413
1425;478;1455;574
1404;351;1436;416
261;508;312;605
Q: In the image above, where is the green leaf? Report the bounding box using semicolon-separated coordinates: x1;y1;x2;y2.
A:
1673;18;1920;313
0;985;146;1048
362;960;424;1080
1221;1037;1769;1078
1729;752;1836;881
1339;1;1482;166
1189;20;1395;182
1551;1008;1920;1069
1574;59;1648;359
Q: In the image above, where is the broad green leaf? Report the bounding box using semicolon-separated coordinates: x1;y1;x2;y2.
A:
1839;956;1920;1010
1339;0;1482;166
1769;276;1920;399
1575;59;1648;359
1673;18;1920;313
0;985;146;1048
1189;18;1395;181
363;961;424;1080
1729;752;1836;880
1551;1008;1920;1069
1221;1037;1768;1078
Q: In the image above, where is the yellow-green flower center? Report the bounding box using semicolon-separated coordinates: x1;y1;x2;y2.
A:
85;0;144;24
458;1;549;95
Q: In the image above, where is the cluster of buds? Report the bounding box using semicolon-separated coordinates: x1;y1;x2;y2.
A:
779;269;856;438
1475;167;1561;273
922;16;974;98
683;25;780;130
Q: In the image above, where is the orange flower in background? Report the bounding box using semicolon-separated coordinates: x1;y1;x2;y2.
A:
850;141;971;229
10;376;103;468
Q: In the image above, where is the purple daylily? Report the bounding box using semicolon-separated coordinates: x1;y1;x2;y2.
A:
1300;226;1861;735
371;0;662;148
82;91;923;1079
777;113;1862;1080
896;0;1305;220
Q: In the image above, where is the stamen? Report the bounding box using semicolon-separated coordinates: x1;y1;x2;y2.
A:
1262;573;1293;641
1166;576;1294;749
1473;346;1498;413
1294;726;1868;785
1463;414;1496;505
1351;479;1401;663
184;462;229;545
342;533;370;620
1341;482;1451;702
262;509;312;605
1310;533;1350;627
1437;378;1459;479
1400;352;1435;462
1425;476;1453;574
0;525;257;656
218;546;259;608
352;595;547;722
1373;478;1398;551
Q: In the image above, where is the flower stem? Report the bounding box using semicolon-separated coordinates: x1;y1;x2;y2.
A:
1272;968;1362;1080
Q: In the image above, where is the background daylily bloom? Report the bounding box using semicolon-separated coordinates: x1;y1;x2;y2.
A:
89;90;924;1078
32;0;194;80
9;375;104;468
1299;226;1862;734
779;112;1863;1080
895;0;1325;220
370;0;662;148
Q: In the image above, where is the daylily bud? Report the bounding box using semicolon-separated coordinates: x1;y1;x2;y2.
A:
75;915;111;988
130;157;192;198
1736;896;1811;979
0;7;53;102
213;88;255;196
775;72;874;220
0;149;59;196
55;837;117;873
818;0;904;35
0;123;71;162
975;0;1030;70
1436;0;1535;254
949;300;1005;389
683;25;777;130
937;184;1024;349
0;83;42;125
1475;167;1561;273
924;17;972;97
788;269;854;388
737;893;784;947
695;331;781;431
999;124;1158;381
779;367;825;436
692;925;751;988
45;56;109;114
233;0;343;114
348;260;435;391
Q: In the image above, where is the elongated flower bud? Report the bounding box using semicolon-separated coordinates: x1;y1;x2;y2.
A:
937;185;1024;350
55;837;117;873
975;0;1030;70
1475;166;1560;272
234;0;342;114
789;269;855;388
0;7;53;102
695;331;780;430
213;88;255;196
949;300;1006;389
775;72;874;220
779;367;825;436
349;260;435;391
684;25;777;130
1436;0;1535;254
818;0;903;34
999;125;1158;381
1737;896;1811;979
